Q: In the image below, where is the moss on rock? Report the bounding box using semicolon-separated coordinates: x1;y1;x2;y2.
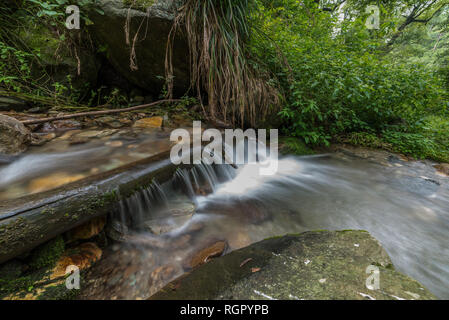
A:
123;0;156;9
28;236;65;271
151;230;436;300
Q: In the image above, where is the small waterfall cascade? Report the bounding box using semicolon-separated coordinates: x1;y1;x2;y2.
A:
109;162;237;236
89;141;449;299
109;137;269;234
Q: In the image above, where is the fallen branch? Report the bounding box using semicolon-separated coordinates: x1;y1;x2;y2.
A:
20;99;182;125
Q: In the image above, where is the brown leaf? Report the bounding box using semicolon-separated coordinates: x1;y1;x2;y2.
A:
251;267;261;273
239;258;253;267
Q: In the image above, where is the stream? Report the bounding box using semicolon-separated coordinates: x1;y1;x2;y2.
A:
1;131;448;299
85;147;449;299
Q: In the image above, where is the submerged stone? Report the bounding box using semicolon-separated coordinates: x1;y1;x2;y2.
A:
144;200;196;235
51;242;102;280
185;240;227;269
434;163;449;177
133;116;164;129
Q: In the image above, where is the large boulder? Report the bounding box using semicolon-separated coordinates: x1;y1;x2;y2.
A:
0;114;31;155
151;230;436;300
19;25;100;99
89;0;190;95
0;97;29;112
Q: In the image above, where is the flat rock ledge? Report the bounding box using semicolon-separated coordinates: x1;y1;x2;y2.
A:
151;230;435;300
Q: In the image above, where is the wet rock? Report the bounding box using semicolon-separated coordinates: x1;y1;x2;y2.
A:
0;154;17;165
145;215;192;235
434;163;449;177
133;116;164;129
98;129;120;138
28;236;65;271
0;114;31;155
105;140;124;148
96;116;124;129
51;242;102;279
119;118;133;126
199;199;270;224
74;130;104;139
169;234;192;249
149;265;178;288
56;129;82;140
105;219;130;242
39;122;56;133
227;230;252;251
66;216;107;242
30;132;56;146
0;96;29;111
27;107;44;113
185;240;227;269
69;136;89;145
88;0;189;94
144;201;196;235
151;231;436;300
193;184;213;196
28;172;86;194
53;120;82;131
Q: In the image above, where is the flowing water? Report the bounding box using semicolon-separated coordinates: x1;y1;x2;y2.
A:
1;130;447;299
0;128;173;201
82;145;449;299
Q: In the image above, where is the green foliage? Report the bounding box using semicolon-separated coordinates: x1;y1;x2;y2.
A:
167;0;281;126
279;137;315;156
337;132;391;149
382;131;440;160
0;1;100;106
0;42;34;91
251;0;448;161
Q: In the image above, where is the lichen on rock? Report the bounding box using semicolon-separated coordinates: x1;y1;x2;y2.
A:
0;114;31;155
151;230;436;300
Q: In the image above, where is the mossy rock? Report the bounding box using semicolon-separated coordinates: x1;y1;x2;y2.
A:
28;236;65;271
18;24;99;97
123;0;157;9
151;230;436;300
89;0;189;96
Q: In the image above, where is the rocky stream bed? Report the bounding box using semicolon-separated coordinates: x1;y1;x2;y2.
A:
1;109;448;299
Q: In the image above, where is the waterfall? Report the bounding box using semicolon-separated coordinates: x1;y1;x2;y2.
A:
111;162;237;233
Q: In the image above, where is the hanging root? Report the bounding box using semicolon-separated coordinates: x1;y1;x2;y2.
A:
166;0;281;127
125;1;151;71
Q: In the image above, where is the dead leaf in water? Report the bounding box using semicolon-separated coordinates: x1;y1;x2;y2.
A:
251;267;261;273
240;258;253;267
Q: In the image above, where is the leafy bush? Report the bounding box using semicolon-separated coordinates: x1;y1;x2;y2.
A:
279;136;315;155
251;0;448;161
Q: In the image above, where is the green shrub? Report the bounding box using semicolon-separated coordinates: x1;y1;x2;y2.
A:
279;137;315;156
251;0;448;162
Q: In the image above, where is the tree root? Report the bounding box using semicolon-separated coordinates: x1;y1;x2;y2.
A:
20;99;182;125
